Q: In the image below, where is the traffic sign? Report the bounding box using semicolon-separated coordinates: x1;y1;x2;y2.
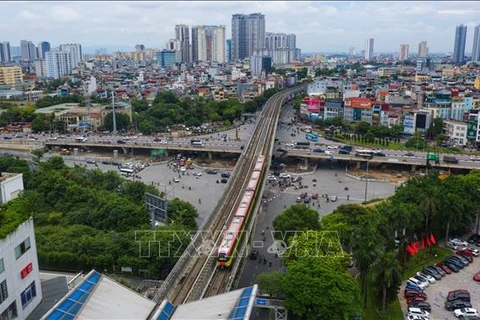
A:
256;298;267;305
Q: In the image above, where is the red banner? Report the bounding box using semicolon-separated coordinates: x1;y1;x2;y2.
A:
430;233;436;245
20;262;33;279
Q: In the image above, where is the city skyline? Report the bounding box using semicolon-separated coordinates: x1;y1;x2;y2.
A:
2;1;480;54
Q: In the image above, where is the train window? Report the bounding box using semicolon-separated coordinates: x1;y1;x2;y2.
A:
240;202;247;208
226;233;234;240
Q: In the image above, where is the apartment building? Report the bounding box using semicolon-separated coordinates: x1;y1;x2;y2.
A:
0;66;23;86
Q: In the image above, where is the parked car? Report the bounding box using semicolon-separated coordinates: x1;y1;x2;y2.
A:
408;277;428;289
447;241;459;250
473;271;480;281
443;260;461;272
407;307;430;319
425;265;445;277
221;173;230;178
447;290;471;302
466;247;480;256
416;273;435;284
408;301;431;312
468;234;480;244
405;315;427;320
454;308;479;318
405;290;427;300
454;254;472;264
206;169;218;174
311;193;318;199
445;257;465;269
436;263;453;274
445;300;473;311
421;268;442;280
457;249;474;257
406;284;424;293
450;238;468;247
407;295;428;304
220;178;228;184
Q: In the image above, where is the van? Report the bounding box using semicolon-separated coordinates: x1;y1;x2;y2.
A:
443;155;459;164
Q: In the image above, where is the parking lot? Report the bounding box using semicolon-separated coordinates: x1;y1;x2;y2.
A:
399;245;480;319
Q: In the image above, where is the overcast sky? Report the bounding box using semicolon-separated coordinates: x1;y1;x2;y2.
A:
2;1;480;54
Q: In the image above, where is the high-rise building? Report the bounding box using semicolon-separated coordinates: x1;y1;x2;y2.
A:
365;38;374;61
175;24;190;63
59;43;83;68
225;39;232;62
20;40;36;61
250;55;271;76
0;66;23;85
135;44;145;52
34;59;47;77
192;25;226;63
157;50;176;69
231;13;266;61
165;39;182;63
37;41;51;59
453;24;467;64
1;41;11;62
262;32;297;64
472;24;480;62
45;50;72;79
418;41;427;58
0;43;4;63
399;44;409;60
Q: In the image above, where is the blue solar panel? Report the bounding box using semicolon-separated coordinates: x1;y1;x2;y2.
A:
228;287;254;320
45;271;102;320
156;301;175;320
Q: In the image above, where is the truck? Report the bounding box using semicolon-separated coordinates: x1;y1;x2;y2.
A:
427;153;440;164
339;145;353;154
443;155;459;164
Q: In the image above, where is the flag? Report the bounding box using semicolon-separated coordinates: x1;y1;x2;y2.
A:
430;233;436;245
421;238;425;250
406;244;415;256
426;236;431;247
413;241;419;253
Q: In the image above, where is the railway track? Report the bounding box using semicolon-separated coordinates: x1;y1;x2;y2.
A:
163;86;305;305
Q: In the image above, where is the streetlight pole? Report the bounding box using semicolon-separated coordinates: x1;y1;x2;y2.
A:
112;91;117;134
364;160;369;202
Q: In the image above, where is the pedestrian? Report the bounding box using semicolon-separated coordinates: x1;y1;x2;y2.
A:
347;195;350;200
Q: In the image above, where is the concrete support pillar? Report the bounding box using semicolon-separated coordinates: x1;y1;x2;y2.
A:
208;152;213;160
411;165;416;173
164;149;168;157
356;161;361;169
122;147;127;154
304;158;308;167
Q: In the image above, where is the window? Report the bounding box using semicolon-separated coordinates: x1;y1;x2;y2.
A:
0;280;8;304
0;258;4;275
20;281;36;309
14;237;31;260
0;301;17;320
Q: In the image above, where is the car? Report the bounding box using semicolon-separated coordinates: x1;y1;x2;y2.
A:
338;149;350;154
408;301;431;312
86;159;96;164
206;169;217;174
405;315;427;320
406;284;424;293
221;173;230;178
277;148;287;153
374;151;386;157
407;296;428;305
220;178;228;184
415;273;434;284
457;250;475;261
325;150;333;155
458;315;480;320
444;260;461;272
408;277;428;289
311;193;318;199
180;167;186;172
467;247;480;256
3;136;12;140
445;257;465;269
473;271;480;281
468;234;480;243
279;173;291;179
454;308;479;318
249;250;258;260
404;290;427;300
446;300;473;311
173;177;180;183
405;152;415;157
447;290;470;302
313;148;325;153
47;136;58;141
285;143;295;147
327;145;338;149
425;265;445;277
421;268;441;280
454;254;472;264
117;139;126;144
447;241;459;250
451;238;468;247
296;197;302;203
28;137;38;141
436;263;453;274
303;197;311;204
407;307;430;318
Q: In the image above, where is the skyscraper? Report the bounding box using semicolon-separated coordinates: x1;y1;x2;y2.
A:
225;39;232;62
473;24;480;62
231;13;265;61
1;41;11;62
418;41;427;58
365;38;374;61
59;44;82;68
399;44;409;60
37;41;51;59
45;50;72;79
192;25;225;63
175;24;190;63
20;40;36;60
453;24;467;64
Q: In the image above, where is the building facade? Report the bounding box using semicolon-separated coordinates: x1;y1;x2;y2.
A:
365;38;374;61
1;42;11;63
193;25;226;63
418;41;427;58
399;44;409;60
0;66;23;86
36;41;51;59
59;43;83;69
45;50;72;79
453;24;467;64
157;50;176;69
175;24;190;63
250;55;271;76
20;40;36;61
34;60;47;78
473;24;480;63
231;13;265;61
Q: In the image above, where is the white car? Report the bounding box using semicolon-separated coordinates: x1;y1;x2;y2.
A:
454;308;479;318
325;150;333;155
467;247;480;256
173;177;180;183
416;272;435;284
285;143;295;147
446;241;459;250
450;238;468;247
180;167;186;172
407;307;430;318
279;173;291;179
407;277;428;290
405;315;427;320
327;145;338;149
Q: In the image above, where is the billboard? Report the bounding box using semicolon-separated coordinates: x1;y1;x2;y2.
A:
145;192;168;226
305;96;320;113
467;120;477;140
344;98;372;109
403;115;415;134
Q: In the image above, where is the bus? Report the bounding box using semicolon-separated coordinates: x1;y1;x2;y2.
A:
305;132;319;142
120;167;135;175
191;139;203;146
355;149;374;159
295;141;311;149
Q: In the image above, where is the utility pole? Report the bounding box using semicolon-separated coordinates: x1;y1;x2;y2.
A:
364;160;369;202
112;91;117;134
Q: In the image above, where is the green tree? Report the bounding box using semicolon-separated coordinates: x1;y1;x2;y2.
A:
167;198;198;230
372;251;402;312
273;204;320;243
256;271;284;298
102;112;131;132
281;259;363;320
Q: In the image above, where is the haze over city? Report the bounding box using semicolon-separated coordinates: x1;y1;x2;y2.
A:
2;1;480;53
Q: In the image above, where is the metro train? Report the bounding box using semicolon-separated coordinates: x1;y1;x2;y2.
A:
217;155;266;267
